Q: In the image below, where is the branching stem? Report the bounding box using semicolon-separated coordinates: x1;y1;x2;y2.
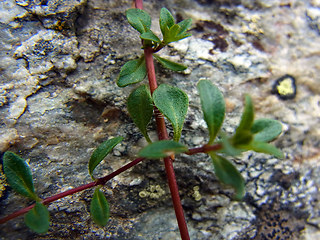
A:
0;157;145;224
0;143;220;225
0;3;213;240
139;2;190;239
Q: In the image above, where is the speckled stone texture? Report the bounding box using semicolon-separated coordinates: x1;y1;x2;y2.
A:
0;0;319;239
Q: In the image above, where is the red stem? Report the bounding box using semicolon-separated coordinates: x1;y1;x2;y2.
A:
144;44;190;240
139;0;190;237
185;143;223;155
144;48;158;94
135;0;143;9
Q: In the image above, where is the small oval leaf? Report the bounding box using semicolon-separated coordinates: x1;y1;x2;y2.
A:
139;140;188;159
140;30;161;43
197;80;225;144
232;95;254;145
177;19;192;35
3;151;37;200
165;24;191;43
127;85;153;142
248;141;284;159
153;54;187;71
160;8;175;38
90;188;110;227
236;95;254;132
209;153;245;200
251;118;282;142
126;8;151;34
153;84;188;141
24;202;50;234
117;56;147;87
89;137;124;178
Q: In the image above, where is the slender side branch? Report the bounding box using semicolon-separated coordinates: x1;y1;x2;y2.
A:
186;143;223;155
0;157;145;224
0;141;220;226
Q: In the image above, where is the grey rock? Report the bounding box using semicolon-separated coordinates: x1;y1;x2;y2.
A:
1;0;320;239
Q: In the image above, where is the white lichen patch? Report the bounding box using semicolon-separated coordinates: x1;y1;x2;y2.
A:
192;186;202;201
14;30;79;75
139;184;166;199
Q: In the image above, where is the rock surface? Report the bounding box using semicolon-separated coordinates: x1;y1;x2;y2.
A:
0;0;319;239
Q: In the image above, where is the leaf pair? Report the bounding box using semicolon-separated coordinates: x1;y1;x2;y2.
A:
87;137;124;227
90;188;110;227
126;8;160;47
117;55;187;87
231;96;283;158
198;79;283;158
197;80;283;199
159;8;192;44
3;152;50;233
126;7;192;46
117;7;191;88
127;84;188;142
196;81;244;199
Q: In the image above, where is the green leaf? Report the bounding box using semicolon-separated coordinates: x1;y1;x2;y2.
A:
127;85;153;142
232;95;254;146
219;134;243;157
126;8;151;34
90;188;110;227
209;153;245;200
159;8;192;44
248;141;284;159
153;84;189;141
232;130;253;146
141;30;161;43
251;118;282;142
3;151;38;200
117;56;147;87
153;54;187;71
89;137;124;178
177;19;192;35
236;95;254;132
165;24;191;44
197;80;225;144
24;202;50;234
159;8;175;38
138;140;187;159
165;24;179;43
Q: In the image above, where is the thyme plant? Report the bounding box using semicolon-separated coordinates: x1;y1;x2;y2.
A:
0;2;283;239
